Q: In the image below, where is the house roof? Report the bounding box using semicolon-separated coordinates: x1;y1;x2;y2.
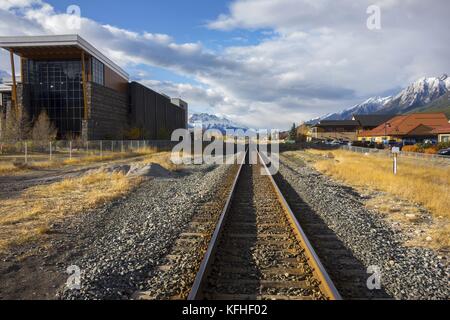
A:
359;113;449;137
432;124;450;134
353;114;396;127
314;120;359;128
0;35;129;80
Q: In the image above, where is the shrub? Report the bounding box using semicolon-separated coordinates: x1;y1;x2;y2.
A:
125;127;144;140
402;145;420;153
424;147;438;154
437;142;450;151
32;110;57;145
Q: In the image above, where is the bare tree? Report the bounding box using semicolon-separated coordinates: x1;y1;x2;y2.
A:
2;106;30;143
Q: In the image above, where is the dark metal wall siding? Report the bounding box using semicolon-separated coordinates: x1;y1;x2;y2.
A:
129;82;186;140
88;82;128;140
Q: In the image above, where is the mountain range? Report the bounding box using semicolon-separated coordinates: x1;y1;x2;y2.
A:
309;74;450;124
189;113;248;132
0;70;10;83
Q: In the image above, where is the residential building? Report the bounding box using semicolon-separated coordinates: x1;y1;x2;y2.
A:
0;35;188;140
352;115;396;132
432;125;450;143
358;113;449;144
311;120;360;141
311;115;397;142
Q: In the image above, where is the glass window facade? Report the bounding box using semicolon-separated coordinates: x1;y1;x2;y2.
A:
1;92;11;107
25;60;84;137
92;57;104;85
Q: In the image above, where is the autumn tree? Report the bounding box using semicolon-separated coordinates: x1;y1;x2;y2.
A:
296;123;310;143
32;110;57;144
1;106;31;143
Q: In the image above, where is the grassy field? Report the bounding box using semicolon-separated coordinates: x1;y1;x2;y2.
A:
0;172;142;252
289;149;450;250
0;147;160;176
0;150;179;252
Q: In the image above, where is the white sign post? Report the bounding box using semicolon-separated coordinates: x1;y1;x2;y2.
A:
392;147;400;175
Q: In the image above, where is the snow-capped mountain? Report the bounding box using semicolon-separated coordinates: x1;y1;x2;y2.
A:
314;96;393;122
189;113;248;132
309;74;450;122
381;75;449;113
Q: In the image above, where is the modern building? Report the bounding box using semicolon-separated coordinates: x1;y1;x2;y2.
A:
0;82;11;109
358;113;449;144
0;35;188;140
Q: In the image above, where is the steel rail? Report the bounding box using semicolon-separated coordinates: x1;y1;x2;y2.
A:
188;150;341;300
187;151;247;300
258;151;342;300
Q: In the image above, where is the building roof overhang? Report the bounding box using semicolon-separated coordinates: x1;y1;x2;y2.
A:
0;35;129;80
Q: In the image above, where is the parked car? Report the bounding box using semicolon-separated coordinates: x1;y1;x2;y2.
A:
438;149;450;156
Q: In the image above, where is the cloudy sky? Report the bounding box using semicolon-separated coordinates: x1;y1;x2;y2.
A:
0;0;448;129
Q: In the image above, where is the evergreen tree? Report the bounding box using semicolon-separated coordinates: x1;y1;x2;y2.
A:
288;123;297;141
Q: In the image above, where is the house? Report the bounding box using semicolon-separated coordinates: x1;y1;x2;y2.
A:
352;115;396;131
358;113;449;144
432;125;450;143
311;115;395;142
311;120;360;141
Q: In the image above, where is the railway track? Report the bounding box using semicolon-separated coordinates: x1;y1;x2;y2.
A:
188;151;341;300
275;155;392;300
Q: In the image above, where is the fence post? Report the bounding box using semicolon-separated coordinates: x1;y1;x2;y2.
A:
100;141;103;159
86;141;89;155
121;140;124;153
49;141;52;161
69;141;72;160
111;141;114;153
24;142;28;164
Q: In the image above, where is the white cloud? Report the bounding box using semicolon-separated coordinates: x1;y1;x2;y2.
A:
0;0;448;129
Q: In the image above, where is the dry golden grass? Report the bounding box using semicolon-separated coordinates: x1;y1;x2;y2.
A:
304;149;450;250
139;151;182;172
0;147;160;176
0;162;22;175
0;172;142;252
63;152;134;166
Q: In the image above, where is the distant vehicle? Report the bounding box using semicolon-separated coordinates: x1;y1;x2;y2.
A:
438;149;450;156
328;140;341;146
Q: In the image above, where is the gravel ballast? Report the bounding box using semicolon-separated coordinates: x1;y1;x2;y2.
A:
59;163;231;300
279;154;449;300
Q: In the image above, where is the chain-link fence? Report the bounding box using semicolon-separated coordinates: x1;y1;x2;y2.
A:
0;140;177;164
340;145;450;166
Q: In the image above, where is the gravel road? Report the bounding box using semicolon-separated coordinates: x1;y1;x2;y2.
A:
278;154;449;300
